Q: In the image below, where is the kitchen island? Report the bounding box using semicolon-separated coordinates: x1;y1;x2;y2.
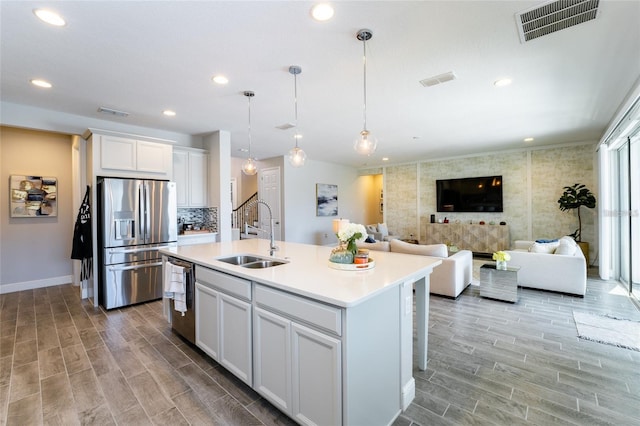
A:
160;239;441;426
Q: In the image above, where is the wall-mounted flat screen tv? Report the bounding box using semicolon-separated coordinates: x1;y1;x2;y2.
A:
436;176;503;212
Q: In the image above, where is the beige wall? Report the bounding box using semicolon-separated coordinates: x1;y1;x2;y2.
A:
362;174;383;225
382;142;598;258
1;126;74;290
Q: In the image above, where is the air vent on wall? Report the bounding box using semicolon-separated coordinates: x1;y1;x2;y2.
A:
516;0;599;43
419;71;457;88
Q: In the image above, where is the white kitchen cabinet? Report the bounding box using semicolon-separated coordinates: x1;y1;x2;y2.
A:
173;147;208;207
100;135;136;171
98;134;172;176
195;282;219;359
253;285;342;425
219;293;252;383
254;307;292;413
194;266;252;385
292;323;341;426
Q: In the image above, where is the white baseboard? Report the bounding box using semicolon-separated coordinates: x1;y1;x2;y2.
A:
401;377;416;411
0;275;74;294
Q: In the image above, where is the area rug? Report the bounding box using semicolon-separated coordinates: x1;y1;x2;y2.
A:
572;311;640;352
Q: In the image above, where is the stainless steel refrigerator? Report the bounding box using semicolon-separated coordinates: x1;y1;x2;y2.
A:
97;177;177;309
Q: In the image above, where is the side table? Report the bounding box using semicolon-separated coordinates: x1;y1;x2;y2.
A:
480;264;520;303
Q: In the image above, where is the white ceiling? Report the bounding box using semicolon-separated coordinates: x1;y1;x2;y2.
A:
2;1;639;167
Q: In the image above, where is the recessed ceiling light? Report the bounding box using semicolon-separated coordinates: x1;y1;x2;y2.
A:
382;157;389;161
524;137;534;142
30;79;52;88
494;78;512;87
212;75;229;85
163;110;176;117
311;3;334;21
33;9;66;26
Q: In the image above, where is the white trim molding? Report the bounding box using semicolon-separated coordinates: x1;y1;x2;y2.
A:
0;275;74;294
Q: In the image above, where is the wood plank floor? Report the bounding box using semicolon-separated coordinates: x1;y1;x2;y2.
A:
1;268;638;425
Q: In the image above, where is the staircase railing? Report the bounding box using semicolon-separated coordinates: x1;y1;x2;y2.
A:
232;192;258;235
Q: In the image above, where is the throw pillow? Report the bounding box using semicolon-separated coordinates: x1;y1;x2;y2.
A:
366;224;377;234
390;239;448;257
554;239;576;256
529;241;560;254
554;236;578;255
377;223;389;237
364;235;376;243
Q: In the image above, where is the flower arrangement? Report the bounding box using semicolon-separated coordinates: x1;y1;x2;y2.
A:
337;223;367;256
492;251;511;262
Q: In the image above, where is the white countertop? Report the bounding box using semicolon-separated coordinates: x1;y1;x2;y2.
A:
160;239;441;308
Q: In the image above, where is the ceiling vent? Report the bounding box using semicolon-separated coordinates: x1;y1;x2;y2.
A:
97;106;129;117
419;71;457;88
276;122;295;130
516;0;599;43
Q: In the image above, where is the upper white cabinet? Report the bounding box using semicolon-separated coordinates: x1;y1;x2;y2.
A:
100;136;136;171
87;131;173;179
173;147;208;207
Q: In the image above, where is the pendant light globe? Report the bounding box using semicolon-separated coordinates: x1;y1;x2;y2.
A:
354;29;377;156
242;91;258;176
354;130;377;156
288;142;307;167
241;157;257;175
287;65;307;167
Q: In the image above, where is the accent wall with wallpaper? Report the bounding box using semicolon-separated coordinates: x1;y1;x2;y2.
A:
0;126;75;292
380;142;597;262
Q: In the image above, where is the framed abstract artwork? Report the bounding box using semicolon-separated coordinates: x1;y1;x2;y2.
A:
316;183;338;216
10;175;58;217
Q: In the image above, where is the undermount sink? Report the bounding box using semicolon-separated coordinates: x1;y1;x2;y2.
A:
241;260;287;269
217;255;263;265
216;254;287;269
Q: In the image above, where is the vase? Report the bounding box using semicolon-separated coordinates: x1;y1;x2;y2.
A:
496;260;508;270
329;243;354;264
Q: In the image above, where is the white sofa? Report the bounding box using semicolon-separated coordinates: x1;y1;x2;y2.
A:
357;239;473;298
505;238;586;296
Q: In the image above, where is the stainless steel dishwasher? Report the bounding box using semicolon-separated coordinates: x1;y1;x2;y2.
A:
166;256;195;344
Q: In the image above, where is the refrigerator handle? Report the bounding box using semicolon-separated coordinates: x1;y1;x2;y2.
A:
138;183;145;241
144;181;151;241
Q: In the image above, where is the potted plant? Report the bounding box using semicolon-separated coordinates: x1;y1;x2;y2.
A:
557;183;596;263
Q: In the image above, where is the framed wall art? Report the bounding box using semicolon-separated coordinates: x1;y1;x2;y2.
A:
316;183;338;216
10;175;58;217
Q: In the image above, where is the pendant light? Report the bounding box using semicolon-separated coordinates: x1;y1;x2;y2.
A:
354;29;377;156
288;65;307;167
241;91;258;176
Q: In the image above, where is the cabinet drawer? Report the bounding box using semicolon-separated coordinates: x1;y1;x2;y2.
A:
255;285;342;336
196;266;251;301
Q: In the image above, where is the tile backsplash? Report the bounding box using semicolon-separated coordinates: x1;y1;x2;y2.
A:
177;207;218;232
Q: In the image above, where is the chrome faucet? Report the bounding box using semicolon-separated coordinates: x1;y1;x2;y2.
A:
245;199;278;253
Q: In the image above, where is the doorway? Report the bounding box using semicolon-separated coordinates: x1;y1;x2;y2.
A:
258;167;282;241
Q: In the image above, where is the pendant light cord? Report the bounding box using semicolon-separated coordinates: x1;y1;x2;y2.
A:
362;35;368;132
247;95;252;157
294;72;299;148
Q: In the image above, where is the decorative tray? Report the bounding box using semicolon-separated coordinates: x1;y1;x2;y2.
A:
328;258;375;271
